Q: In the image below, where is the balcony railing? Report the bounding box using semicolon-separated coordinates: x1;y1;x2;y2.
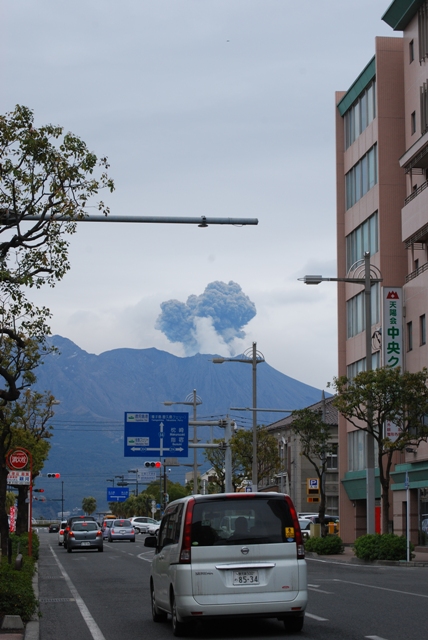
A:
406;261;428;282
405;180;428;206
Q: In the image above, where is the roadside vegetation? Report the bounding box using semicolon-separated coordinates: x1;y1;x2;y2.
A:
0;531;39;623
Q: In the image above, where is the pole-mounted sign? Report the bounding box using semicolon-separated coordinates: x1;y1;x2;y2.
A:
7;448;29;470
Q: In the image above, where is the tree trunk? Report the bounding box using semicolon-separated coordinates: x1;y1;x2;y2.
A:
16;485;29;535
0;461;10;556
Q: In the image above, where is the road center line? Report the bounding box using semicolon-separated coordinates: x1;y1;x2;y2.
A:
334;578;428;599
306;613;328;621
49;546;107;640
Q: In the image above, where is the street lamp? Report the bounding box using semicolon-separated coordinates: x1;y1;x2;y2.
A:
106;478;115;487
128;469;139;496
299;251;382;534
213;342;265;492
163;390;202;492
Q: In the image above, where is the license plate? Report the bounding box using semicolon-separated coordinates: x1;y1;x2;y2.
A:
81;541;90;546
233;570;259;585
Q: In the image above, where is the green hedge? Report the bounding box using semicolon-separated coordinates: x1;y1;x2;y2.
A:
0;532;39;623
353;533;413;561
304;534;344;555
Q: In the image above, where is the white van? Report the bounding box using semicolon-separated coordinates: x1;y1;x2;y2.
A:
144;492;307;636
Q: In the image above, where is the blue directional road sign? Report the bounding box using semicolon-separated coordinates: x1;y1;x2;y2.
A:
107;487;129;502
124;412;189;458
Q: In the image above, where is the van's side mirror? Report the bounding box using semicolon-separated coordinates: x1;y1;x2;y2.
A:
144;536;158;548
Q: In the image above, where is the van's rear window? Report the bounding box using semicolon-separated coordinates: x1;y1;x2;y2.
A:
191;497;295;546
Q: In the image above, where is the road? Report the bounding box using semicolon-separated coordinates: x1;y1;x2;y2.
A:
37;528;428;640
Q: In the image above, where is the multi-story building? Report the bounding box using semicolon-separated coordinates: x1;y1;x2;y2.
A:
336;0;428;545
264;396;339;517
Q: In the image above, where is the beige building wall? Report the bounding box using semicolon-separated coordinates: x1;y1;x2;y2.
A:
336;36;407;543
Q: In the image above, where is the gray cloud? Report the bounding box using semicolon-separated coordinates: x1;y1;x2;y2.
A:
156;281;256;355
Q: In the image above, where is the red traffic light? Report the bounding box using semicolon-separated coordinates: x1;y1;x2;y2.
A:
47;473;61;478
34;489;44;493
144;461;161;468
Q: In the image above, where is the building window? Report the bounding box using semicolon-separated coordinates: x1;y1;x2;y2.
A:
347;282;380;339
326;496;339;516
411;111;417;135
421;315;426;345
407;321;413;351
346;212;378;271
344;80;376;149
420;81;428;134
345;144;378;209
410;39;415;63
419;1;428;63
346;351;380;380
326;444;338;470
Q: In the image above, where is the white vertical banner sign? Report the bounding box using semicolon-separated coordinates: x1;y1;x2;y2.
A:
382;287;403;369
383;287;404;442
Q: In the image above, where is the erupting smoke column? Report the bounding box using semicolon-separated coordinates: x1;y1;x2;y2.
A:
156;281;256;355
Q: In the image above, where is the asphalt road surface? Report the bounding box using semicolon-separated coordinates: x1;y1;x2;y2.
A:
37;528;428;640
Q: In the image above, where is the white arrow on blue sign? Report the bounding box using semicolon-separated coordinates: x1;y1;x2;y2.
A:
124;412;189;458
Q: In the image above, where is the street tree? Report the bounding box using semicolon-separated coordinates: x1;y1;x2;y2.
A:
334;367;428;533
9;390;56;533
204;438;243;491
231;427;281;488
289;407;333;535
82;497;97;515
0;104;114;553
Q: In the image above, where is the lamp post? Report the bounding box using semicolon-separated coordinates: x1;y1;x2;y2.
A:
164;390;202;492
106;478;115;487
300;251;382;534
128;469;139;496
213;342;265;492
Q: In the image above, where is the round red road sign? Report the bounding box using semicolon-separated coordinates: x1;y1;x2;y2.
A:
8;449;29;470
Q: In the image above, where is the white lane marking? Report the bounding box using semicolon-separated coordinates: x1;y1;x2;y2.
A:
308;583;320;587
49;546;107;640
365;636;389;640
334;578;428;599
306;613;328;621
308;587;333;594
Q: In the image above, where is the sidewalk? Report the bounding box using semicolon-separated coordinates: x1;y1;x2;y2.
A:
306;544;428;566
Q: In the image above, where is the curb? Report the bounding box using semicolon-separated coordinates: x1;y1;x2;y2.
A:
24;563;39;640
305;551;428;567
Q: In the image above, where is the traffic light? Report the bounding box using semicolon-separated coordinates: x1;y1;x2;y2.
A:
34;489;44;493
144;462;161;468
47;473;61;478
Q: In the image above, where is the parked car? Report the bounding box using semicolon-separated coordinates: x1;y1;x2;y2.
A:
298;518;312;539
130;516;159;534
107;519;136;543
66;520;103;553
58;520;68;546
147;522;161;536
48;522;60;533
63;515;98;549
144;492;307;635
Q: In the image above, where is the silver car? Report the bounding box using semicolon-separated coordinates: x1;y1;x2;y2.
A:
107;519;136;543
67;521;103;553
130;516;159;534
144;492;307;636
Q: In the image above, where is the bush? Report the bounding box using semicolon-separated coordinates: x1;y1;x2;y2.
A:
304;534;344;555
10;531;39;561
0;558;37;622
353;533;413;561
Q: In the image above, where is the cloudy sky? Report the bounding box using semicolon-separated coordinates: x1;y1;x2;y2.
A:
2;0;396;392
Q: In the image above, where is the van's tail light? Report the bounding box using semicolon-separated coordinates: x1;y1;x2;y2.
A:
284;495;305;560
59;529;64;535
179;497;195;563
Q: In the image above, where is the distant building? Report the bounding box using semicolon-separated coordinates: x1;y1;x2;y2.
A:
264;396;338;516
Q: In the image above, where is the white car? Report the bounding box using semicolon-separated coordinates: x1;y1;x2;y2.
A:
146;522;160;536
129;516;160;534
145;492;307;636
57;520;68;546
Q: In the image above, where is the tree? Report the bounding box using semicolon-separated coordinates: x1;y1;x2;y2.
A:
82;497;97;515
9;390;55;533
231;427;281;488
334;367;428;533
204;438;244;491
289;408;333;535
0;104;114;554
